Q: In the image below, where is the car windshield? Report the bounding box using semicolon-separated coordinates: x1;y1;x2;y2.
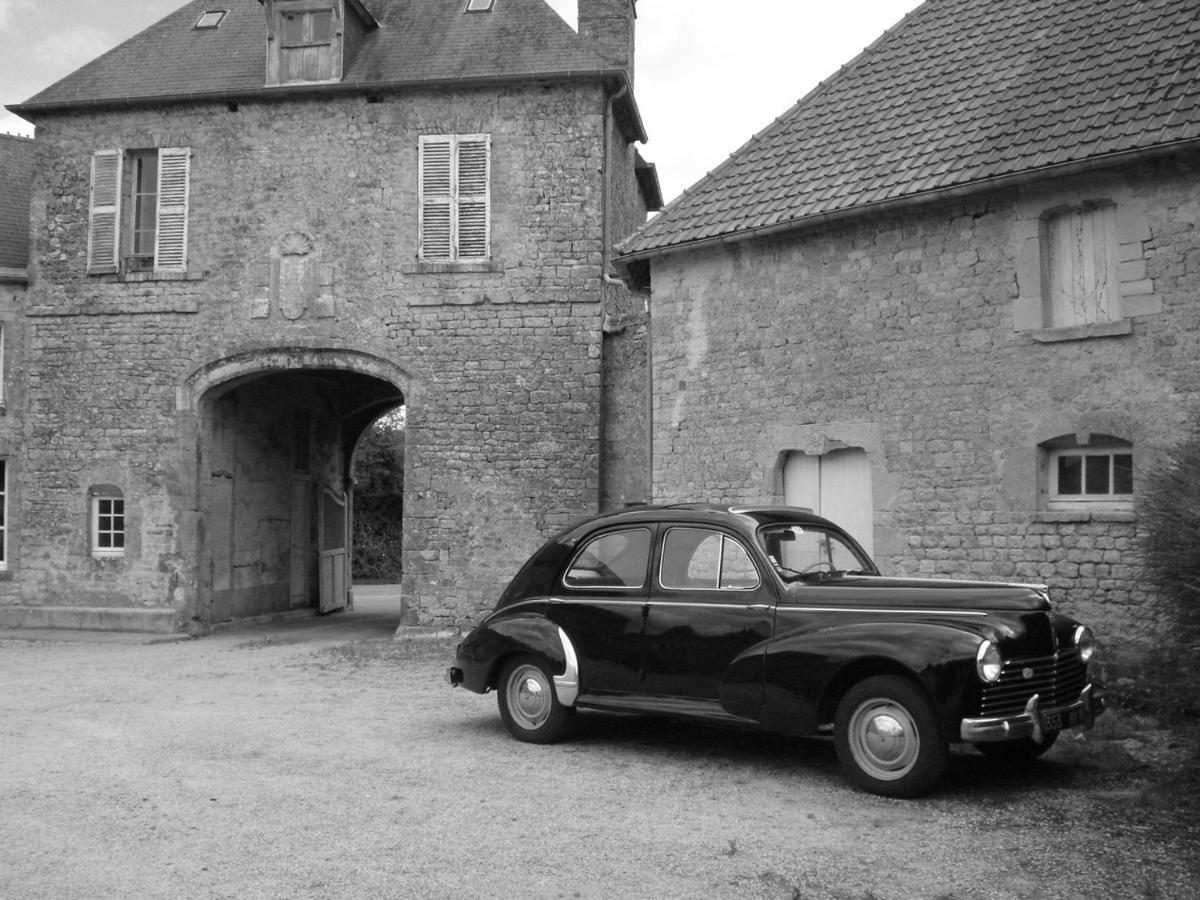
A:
756;524;874;581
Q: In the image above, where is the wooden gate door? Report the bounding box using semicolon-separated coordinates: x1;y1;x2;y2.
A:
318;487;348;614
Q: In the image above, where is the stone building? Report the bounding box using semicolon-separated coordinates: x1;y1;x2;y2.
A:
0;133;35;584
2;0;658;633
616;0;1200;667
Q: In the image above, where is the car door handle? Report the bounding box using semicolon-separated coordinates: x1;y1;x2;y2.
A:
746;604;772;612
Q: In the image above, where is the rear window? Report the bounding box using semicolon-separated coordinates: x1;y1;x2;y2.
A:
563;528;652;589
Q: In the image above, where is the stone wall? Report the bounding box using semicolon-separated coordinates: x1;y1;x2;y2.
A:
647;153;1200;661
7;80;648;630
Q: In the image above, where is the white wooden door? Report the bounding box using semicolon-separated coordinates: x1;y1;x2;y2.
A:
318;488;348;614
784;448;874;556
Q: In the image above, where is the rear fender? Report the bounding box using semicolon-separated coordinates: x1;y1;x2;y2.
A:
762;621;984;737
460;614;579;706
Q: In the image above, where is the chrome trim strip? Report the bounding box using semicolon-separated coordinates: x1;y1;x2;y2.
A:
502;598;988;617
778;607;989;617
552;627;580;708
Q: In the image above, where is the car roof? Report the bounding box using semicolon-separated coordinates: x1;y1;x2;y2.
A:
556;503;844;542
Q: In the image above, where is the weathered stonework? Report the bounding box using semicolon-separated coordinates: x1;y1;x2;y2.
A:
647;155;1200;665
4;80;651;632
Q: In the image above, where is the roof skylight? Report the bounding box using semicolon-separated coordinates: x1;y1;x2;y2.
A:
194;10;229;29
465;0;495;11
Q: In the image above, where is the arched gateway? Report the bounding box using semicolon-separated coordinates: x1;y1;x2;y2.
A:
180;348;409;626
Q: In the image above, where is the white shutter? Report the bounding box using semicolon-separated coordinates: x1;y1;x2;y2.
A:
154;147;190;272
87;150;123;273
419;136;453;260
456;136;490;259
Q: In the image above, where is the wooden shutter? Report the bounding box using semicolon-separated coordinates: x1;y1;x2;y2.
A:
1045;205;1119;328
456;136;490;259
87;150;123;273
154;148;190;272
419;137;453;260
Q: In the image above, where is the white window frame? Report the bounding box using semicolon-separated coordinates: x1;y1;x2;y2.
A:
87;147;191;276
91;493;126;559
1048;446;1133;506
418;134;491;262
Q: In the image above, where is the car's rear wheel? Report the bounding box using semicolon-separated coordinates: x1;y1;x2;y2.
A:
497;655;572;744
975;732;1059;760
834;675;949;798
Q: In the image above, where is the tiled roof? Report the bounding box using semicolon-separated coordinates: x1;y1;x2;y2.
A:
12;0;632;118
619;0;1200;260
0;133;35;270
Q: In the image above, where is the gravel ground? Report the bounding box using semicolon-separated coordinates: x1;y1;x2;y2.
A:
1;588;1198;900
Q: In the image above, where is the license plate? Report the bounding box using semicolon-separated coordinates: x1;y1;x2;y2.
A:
1041;705;1083;732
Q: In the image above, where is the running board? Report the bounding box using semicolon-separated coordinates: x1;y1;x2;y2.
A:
574;693;759;726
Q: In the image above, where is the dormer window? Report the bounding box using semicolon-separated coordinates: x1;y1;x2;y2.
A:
267;1;340;85
264;0;379;87
282;8;334;46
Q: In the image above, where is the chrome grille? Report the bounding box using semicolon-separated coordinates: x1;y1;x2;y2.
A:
978;649;1088;717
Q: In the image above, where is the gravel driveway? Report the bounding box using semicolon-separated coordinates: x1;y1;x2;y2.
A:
2;588;1197;900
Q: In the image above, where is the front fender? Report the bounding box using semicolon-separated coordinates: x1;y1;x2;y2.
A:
454;613;579;706
760;621;985;736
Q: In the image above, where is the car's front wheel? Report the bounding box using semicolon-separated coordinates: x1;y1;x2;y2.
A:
497;655;573;744
834;675;949;798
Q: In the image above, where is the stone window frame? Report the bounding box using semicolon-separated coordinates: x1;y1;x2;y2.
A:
1035;431;1136;522
89;485;126;559
1013;189;1160;342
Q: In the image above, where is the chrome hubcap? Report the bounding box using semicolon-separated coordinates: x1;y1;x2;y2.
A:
849;700;919;780
507;665;551;730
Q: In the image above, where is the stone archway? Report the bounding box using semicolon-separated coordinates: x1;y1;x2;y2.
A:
180;348;410;625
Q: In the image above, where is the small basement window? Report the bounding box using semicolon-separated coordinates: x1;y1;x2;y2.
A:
194;10;228;29
90;488;126;558
1040;433;1134;511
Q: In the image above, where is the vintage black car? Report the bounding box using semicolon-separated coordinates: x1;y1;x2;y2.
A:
447;504;1105;797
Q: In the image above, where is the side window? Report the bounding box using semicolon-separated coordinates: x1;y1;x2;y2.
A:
90;488;126;558
88;147;191;276
660;527;760;591
563;528;651;589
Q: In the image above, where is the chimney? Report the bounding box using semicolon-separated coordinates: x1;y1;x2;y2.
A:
579;0;636;82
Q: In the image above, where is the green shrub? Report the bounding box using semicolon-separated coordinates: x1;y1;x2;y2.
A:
352;417;405;582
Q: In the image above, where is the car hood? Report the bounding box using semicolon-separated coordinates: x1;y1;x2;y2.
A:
783;574;1051;611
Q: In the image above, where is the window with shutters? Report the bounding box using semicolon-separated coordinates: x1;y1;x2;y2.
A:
87;147;191;278
1042;203;1120;329
419;134;490;263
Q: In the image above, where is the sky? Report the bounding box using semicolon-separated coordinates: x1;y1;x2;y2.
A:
0;0;924;203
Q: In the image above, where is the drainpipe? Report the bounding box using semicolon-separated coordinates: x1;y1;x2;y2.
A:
601;81;652;505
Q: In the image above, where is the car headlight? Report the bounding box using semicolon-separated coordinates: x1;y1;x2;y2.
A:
976;639;1002;684
1073;625;1096;663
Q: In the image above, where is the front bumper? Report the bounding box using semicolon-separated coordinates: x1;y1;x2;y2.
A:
960;683;1105;744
